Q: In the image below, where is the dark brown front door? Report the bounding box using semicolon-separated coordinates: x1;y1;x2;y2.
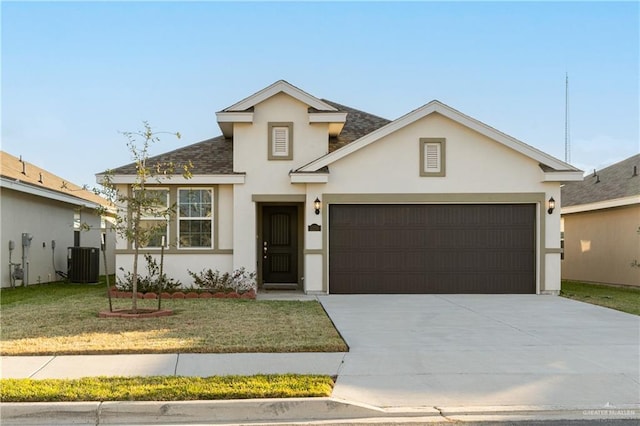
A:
262;206;298;285
329;204;536;294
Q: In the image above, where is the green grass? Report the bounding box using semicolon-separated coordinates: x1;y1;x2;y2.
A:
0;375;334;402
0;279;347;355
561;280;640;315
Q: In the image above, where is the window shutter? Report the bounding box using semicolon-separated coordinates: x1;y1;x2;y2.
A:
272;127;289;157
424;143;441;173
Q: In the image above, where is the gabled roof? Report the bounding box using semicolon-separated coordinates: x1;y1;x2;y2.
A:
562;153;640;208
1;151;110;209
216;80;347;138
322;100;391;152
221;80;338;112
297;100;581;177
106;102;389;177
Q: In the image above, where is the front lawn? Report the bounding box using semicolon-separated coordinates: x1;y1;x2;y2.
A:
0;280;347;355
0;375;334;402
561;280;640;315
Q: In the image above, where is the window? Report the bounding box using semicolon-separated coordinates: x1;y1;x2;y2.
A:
138;188;169;248
73;211;81;246
178;188;213;248
268;122;293;160
420;138;446;177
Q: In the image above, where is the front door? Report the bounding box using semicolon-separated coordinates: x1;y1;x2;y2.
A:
262;206;298;286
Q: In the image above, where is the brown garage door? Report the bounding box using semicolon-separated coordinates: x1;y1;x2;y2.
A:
329;204;535;294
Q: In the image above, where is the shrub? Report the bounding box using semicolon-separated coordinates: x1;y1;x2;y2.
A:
189;267;257;294
117;254;182;293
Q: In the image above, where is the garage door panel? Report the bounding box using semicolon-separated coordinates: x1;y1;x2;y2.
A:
329;204;535;294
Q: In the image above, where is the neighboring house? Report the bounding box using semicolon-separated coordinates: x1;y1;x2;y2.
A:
561;154;640;287
1;151;114;287
100;80;583;295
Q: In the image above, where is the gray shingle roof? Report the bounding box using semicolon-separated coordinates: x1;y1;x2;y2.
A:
561;153;640;206
321;99;391;152
108;100;390;175
109;136;235;175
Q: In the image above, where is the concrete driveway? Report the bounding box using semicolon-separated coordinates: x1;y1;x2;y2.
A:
319;295;640;412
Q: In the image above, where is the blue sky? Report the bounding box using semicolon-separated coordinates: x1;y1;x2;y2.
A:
2;1;638;188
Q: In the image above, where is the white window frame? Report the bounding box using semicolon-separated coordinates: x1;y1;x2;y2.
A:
177;187;214;249
420;138;446;177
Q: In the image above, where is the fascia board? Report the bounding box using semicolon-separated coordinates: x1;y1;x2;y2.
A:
561;195;640;214
224;81;338;112
215;112;254;122
310;112;348;137
298;102;440;171
308;112;348;123
299;100;579;174
436;102;578;172
542;171;585;182
100;174;246;185
1;177;102;209
289;173;329;184
215;112;254;137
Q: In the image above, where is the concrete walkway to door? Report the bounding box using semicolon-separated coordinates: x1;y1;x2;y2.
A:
318;294;640;412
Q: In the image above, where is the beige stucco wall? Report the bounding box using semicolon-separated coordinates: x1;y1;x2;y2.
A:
303;112;561;294
562;204;640;287
110;94;564;293
112;183;235;286
0;188;112;287
231;93;324;273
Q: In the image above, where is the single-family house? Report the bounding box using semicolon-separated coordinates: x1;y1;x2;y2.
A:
1;151;114;287
561;154;640;287
100;80;583;294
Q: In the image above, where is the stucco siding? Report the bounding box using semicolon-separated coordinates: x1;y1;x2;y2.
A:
115;253;233;288
1;188;109;287
217;185;234;250
562;205;640;287
325;113;547;193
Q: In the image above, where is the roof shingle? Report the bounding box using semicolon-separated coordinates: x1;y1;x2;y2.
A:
322;99;391;152
107;100;390;175
1;151;110;208
561;153;640;206
108;136;236;176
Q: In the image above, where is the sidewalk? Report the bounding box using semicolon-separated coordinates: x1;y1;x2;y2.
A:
2;352;639;425
2;293;639;424
1;352;346;379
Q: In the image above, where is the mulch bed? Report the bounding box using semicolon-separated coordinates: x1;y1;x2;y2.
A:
98;308;174;318
109;289;256;300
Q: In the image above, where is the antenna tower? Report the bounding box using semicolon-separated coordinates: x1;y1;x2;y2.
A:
565;73;571;163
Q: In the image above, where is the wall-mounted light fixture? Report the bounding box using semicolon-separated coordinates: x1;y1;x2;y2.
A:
314;197;321;215
547;197;556;215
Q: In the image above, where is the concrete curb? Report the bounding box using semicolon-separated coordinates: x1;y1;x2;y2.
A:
1;398;426;425
2;398;639;425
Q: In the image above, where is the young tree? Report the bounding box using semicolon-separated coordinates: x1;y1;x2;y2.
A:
97;122;192;313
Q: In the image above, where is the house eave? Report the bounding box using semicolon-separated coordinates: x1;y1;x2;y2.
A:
542;170;585;182
309;112;347;136
223;80;338;112
216;112;254;137
1;176;103;210
299;100;579;174
289;172;329;184
561;195;640;214
97;174;246;185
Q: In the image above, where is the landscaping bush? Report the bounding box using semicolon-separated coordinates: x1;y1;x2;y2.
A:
189;267;257;294
117;254;182;293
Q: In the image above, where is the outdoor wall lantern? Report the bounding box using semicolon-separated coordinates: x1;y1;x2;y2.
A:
547;197;556;215
314;197;321;215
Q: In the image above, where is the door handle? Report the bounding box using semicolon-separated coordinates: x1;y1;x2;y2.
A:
263;241;268;259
